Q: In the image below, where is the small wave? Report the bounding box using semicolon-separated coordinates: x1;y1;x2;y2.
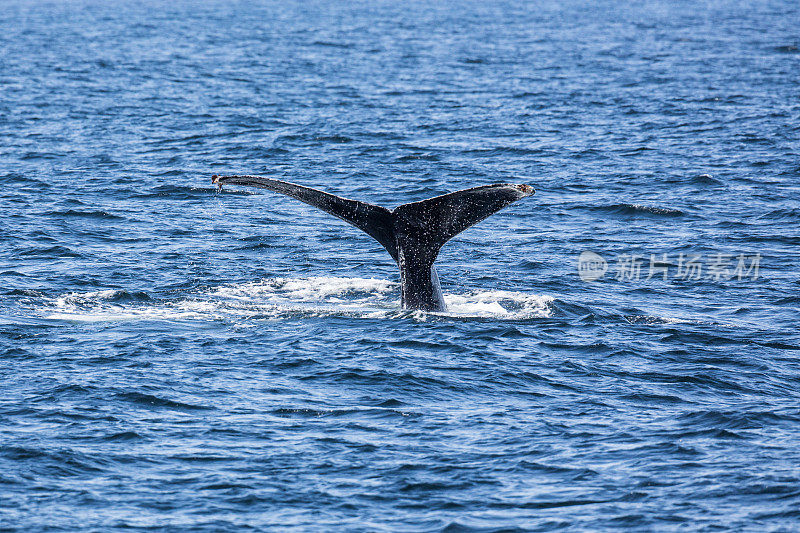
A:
116;392;212;411
310;40;353;49
236;241;279;251
46;209;124;220
269;406;408;420
153;169;185;177
3;173;47;185
133;184;222;199
314;134;353;143
678;409;790;430
6;288;42;296
54;289;153;306
19;245;83;258
757;208;800;221
0;271;27;278
20;151;62;160
550;299;595;317
1;446;106;475
102;431;144;441
395;152;440;162
511;91;544;99
758;341;800;351
464;146;545;156
691;174;722;185
624;315;695;325
773;44;799;54
591;203;684;217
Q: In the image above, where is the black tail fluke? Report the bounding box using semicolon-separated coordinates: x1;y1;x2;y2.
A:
392;183;535;250
212;175;534;311
389;183;534;311
212;175;398;260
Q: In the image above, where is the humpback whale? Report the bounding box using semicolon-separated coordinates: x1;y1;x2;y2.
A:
212;175;534;311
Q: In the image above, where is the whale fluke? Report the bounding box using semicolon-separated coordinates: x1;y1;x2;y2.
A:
212;174;398;260
212;175;534;311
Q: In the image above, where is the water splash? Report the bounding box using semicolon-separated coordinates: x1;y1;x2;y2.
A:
36;277;554;323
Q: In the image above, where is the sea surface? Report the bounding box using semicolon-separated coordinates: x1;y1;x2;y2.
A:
1;0;799;530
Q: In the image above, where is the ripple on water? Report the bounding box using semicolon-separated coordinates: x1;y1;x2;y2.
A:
1;0;799;530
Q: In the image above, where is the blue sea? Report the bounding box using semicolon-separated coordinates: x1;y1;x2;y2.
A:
2;0;799;530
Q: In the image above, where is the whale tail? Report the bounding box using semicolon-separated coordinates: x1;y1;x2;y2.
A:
211;175;534;311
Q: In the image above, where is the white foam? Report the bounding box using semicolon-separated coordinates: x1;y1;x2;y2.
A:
443;290;554;319
209;276;395;303
624;314;694;325
53;289;122;307
37;277;554;323
43;290;214;323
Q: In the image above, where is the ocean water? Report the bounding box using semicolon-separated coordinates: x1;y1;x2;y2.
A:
1;0;799;530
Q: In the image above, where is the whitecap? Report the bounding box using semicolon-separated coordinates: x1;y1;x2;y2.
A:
442;290;554;319
36;277;554;323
